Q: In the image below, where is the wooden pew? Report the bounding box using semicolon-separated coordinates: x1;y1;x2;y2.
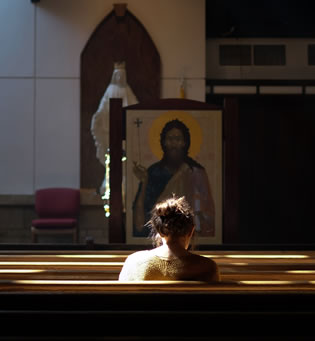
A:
0;250;315;340
1;250;315;283
0;282;315;340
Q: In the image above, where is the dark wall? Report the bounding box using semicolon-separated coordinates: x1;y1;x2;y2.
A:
206;0;315;38
238;96;315;243
207;94;315;244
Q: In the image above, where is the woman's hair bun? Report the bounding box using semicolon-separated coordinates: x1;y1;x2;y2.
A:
148;195;194;238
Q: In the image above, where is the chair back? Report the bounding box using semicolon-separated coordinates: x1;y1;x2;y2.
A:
35;188;80;218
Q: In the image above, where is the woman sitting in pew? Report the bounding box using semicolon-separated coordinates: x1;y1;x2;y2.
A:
119;195;220;282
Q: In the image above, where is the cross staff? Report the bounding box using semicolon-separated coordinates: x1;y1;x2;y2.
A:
134;118;143;164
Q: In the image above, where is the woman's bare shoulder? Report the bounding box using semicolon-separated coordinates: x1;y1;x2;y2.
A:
188;252;220;281
126;250;152;262
189;252;217;266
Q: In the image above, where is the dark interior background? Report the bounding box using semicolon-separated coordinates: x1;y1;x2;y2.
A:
206;95;315;245
205;1;315;245
238;96;315;244
206;0;315;38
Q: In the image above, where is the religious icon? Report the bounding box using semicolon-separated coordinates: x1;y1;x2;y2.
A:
90;61;138;196
125;109;223;245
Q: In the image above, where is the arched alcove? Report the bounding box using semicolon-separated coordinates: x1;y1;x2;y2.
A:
80;4;161;190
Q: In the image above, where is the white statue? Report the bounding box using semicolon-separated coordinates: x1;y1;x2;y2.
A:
91;61;138;195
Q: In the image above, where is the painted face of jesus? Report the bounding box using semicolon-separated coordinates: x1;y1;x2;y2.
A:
164;128;186;163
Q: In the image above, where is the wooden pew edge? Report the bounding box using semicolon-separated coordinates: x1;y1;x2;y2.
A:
1;279;315;293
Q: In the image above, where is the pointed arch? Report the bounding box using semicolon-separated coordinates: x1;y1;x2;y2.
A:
80;7;161;189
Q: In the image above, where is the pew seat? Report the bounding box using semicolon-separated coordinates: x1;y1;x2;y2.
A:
1;249;315;340
1;250;315;287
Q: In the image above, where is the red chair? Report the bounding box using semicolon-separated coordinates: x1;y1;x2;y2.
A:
31;188;80;243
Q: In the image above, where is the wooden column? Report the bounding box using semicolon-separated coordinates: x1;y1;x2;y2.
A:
109;98;124;243
223;96;240;243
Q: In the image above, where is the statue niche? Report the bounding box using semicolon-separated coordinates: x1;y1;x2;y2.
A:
80;4;161;191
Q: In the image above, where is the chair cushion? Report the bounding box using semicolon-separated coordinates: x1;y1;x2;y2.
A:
32;218;77;229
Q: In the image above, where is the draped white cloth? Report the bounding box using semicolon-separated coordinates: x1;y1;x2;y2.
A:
91;62;138;194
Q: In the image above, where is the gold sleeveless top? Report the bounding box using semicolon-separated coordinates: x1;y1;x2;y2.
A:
119;250;220;282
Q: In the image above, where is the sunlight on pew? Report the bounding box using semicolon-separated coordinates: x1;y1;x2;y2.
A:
202;254;310;259
0;269;44;273
0;261;124;266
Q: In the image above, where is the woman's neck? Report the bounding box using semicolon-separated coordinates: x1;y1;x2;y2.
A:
154;237;190;258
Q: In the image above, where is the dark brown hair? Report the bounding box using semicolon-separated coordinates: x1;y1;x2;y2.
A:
147;195;194;246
